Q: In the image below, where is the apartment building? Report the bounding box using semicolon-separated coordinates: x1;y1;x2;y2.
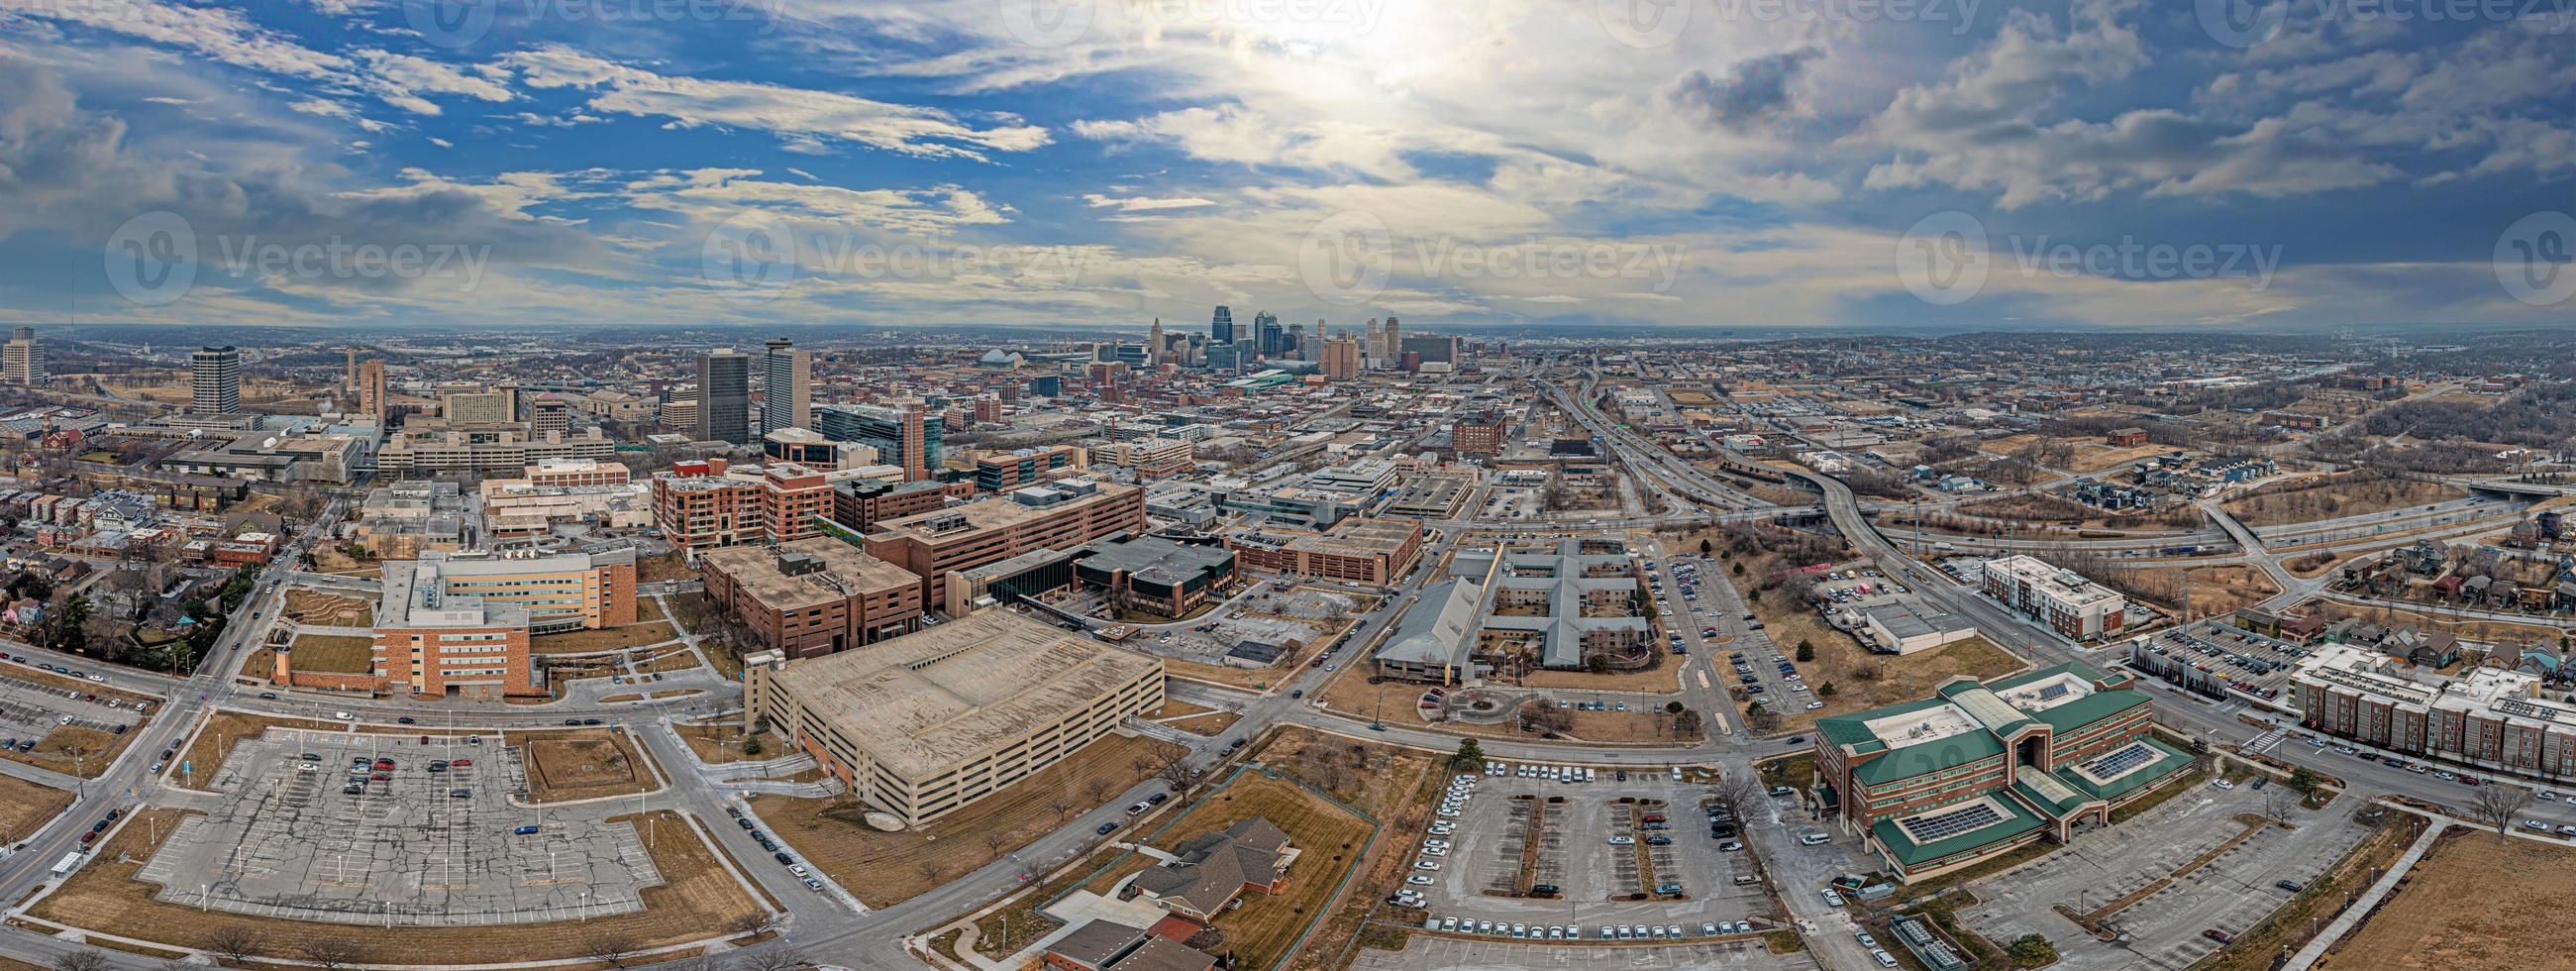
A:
832;478;960;534
2292;642;2576;783
863;480;1146;608
741;609;1166;826
1096;438;1193;481
700;537;924;659
1980;555;2128;639
1814;663;2187;881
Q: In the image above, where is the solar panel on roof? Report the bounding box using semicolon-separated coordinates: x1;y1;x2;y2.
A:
1899;803;2003;842
2081;742;2157;778
2036;684;2070;701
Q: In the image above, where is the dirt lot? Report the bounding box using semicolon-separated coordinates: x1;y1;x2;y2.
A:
2323;829;2570;970
2223;475;2467;528
26;805;766;964
282;589;374;626
173;711;348;790
531;621;678;655
2114;563;2284;617
520;728;659;804
0;772;73;842
2068;442;2188;473
761;733;1185;908
670;720;782;765
286;633;374;674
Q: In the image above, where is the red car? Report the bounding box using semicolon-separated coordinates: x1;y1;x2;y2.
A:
369;772;390;782
451;759;472;767
2203;928;2234;944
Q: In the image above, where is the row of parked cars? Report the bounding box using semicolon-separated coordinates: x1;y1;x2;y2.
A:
1426;918;1742;940
729;806;826;893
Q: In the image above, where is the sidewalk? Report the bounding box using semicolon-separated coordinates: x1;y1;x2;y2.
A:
2282;818;2447;970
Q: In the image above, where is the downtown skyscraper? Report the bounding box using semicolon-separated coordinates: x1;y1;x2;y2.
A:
761;337;811;434
696;349;753;444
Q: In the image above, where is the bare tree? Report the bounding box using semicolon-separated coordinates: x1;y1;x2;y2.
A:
2262;786;2301;823
1155;755;1205;798
1705;772;1768;823
298;938;365;970
578;930;645;969
1083;777;1115;806
1051;794;1078;821
917;860;947;887
201;925;263;962
982;830;1008;858
728;910;781;937
2469;785;2536;840
50;950;110;971
735;949;808;971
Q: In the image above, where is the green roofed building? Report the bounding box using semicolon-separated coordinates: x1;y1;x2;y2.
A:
1812;661;2194;882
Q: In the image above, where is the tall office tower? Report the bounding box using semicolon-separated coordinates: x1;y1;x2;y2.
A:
762;337;812;433
357;359;387;421
3;328;42;385
695;349;754;444
191;346;241;414
1322;335;1361;379
344;347;358;389
528;394;570;434
1254;310;1283;357
1147;318;1165;367
815;403;942;482
1384;316;1399;367
1209;305;1234;345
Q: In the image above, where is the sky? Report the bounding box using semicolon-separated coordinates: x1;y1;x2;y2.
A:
0;0;2571;334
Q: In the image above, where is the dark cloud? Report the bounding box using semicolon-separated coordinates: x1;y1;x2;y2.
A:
1665;48;1823;132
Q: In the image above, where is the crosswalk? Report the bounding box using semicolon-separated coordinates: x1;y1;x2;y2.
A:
2247;725;2287;755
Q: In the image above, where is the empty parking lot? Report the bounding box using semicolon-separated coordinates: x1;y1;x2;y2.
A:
1961;780;2374;970
141;729;664;926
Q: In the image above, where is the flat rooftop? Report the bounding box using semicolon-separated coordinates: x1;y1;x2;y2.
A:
1286;517;1419;556
872;482;1137;542
700;537;920;612
765;610;1163;778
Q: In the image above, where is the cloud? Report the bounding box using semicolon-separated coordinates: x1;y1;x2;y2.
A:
1083;193;1218;213
1665;48;1822;132
502;47;1049;161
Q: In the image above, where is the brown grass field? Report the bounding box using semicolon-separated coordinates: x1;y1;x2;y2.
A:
282;589;374;626
2223;475;2466;528
1166;710;1244;736
0;725;131;780
1148;773;1375;970
0;772;73;842
671;720;781;765
531;621;678;655
173;711;348;789
763;733;1183;908
2323;829;2571;970
1146;699;1218;720
3;667;158;707
27;806;765;963
2067;441;2188;473
286;633;374;674
520;728;659;804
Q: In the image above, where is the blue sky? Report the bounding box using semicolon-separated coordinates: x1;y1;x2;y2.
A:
1;0;2571;332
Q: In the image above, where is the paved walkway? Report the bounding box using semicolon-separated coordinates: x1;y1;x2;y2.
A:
2282;818;2448;971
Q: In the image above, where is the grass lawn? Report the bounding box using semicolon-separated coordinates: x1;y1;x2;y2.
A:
0;772;73;843
519;728;660;804
763;733;1185;908
2222;475;2466;528
1757;752;1815;793
2;667;159;707
282;589;374;626
637;552;694;584
27;805;766;963
531;621;679;655
286;633;374;674
1259;728;1443;971
1167;711;1244;736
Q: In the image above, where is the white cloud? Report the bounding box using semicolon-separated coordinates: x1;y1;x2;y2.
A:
501;47;1049;161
